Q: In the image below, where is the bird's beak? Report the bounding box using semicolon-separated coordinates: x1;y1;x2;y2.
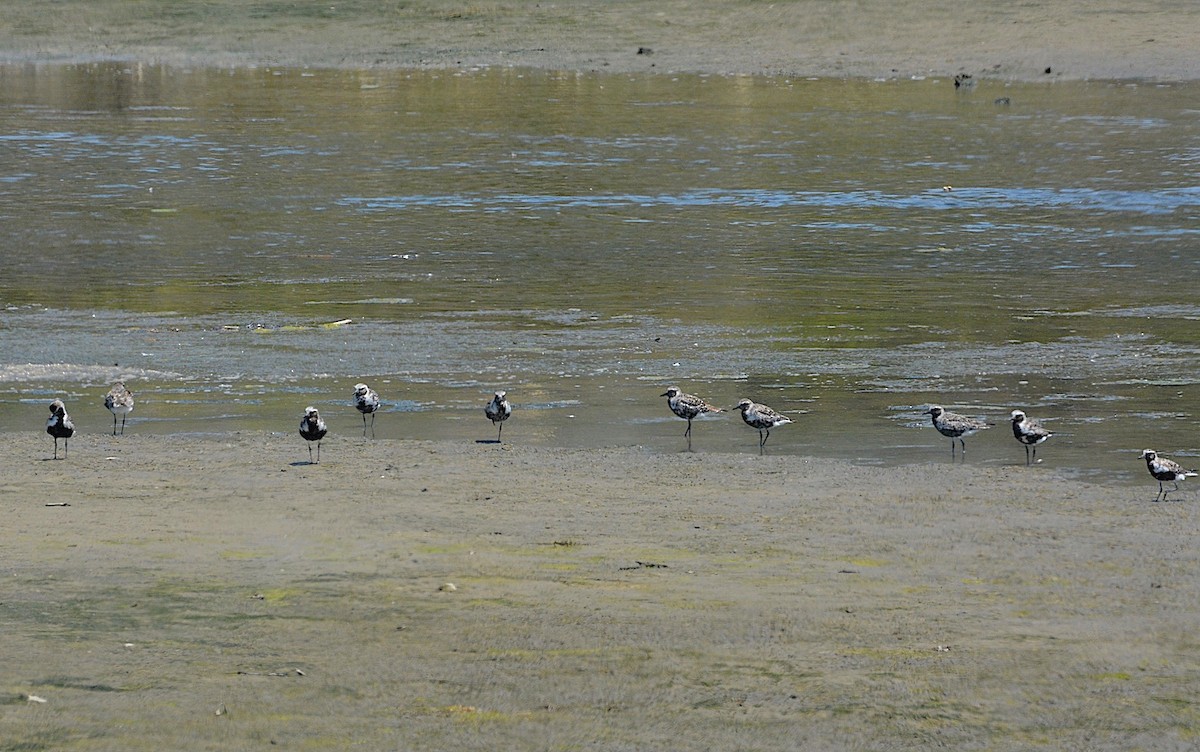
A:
660;391;669;397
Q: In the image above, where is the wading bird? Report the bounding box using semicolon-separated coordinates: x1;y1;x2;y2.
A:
661;386;722;450
1010;409;1052;465
300;406;328;464
104;381;134;436
1140;449;1196;502
925;405;990;460
353;383;380;438
484;391;512;442
47;399;76;460
735;399;793;453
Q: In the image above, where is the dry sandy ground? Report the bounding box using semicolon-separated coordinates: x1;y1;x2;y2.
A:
2;430;1199;749
1;0;1198;81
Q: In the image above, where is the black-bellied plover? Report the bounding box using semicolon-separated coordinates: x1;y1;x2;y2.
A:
353;383;381;438
46;399;75;460
484;391;512;442
104;381;134;436
661;386;722;449
1139;449;1197;502
735;399;793;452
1010;409;1052;465
925;405;990;459
299;406;328;464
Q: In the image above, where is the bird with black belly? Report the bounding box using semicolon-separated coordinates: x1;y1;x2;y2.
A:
47;399;75;460
299;406;328;464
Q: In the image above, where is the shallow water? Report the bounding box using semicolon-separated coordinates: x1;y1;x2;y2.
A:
1;63;1198;480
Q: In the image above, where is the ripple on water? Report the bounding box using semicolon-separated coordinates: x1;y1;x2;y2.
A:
2;68;1199;477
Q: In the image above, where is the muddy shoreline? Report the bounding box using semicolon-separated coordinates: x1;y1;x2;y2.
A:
4;431;1199;748
4;2;1200;747
1;0;1197;81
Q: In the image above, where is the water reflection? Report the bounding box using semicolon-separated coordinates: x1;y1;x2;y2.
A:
1;63;1198;478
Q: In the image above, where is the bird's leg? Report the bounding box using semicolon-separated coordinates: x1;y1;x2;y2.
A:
370;412;375;439
497;422;503;442
121;414;126;435
684;419;692;439
112;415;118;436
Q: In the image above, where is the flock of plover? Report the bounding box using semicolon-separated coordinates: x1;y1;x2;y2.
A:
659;386;794;454
38;381;1195;500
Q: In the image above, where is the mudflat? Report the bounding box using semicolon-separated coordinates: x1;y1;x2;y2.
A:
4;2;1200;749
3;430;1197;748
1;0;1197;81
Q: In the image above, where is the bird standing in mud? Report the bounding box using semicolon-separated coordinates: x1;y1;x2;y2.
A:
1140;449;1196;502
925;405;990;460
104;381;135;436
47;399;76;459
353;383;380;438
661;386;722;449
735;398;793;453
299;406;328;464
485;391;512;442
1010;409;1052;465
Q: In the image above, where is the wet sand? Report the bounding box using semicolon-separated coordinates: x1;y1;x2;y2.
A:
4;3;1200;748
4;429;1199;748
1;0;1198;81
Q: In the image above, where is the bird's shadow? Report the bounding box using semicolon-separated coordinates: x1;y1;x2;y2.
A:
475;439;502;445
289;461;320;467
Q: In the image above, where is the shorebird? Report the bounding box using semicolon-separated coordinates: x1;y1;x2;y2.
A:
299;406;327;464
353;383;380;438
661;386;722;449
925;405;990;460
1139;449;1197;502
46;399;75;460
1010;409;1052;465
735;399;793;452
484;390;512;442
104;381;134;436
